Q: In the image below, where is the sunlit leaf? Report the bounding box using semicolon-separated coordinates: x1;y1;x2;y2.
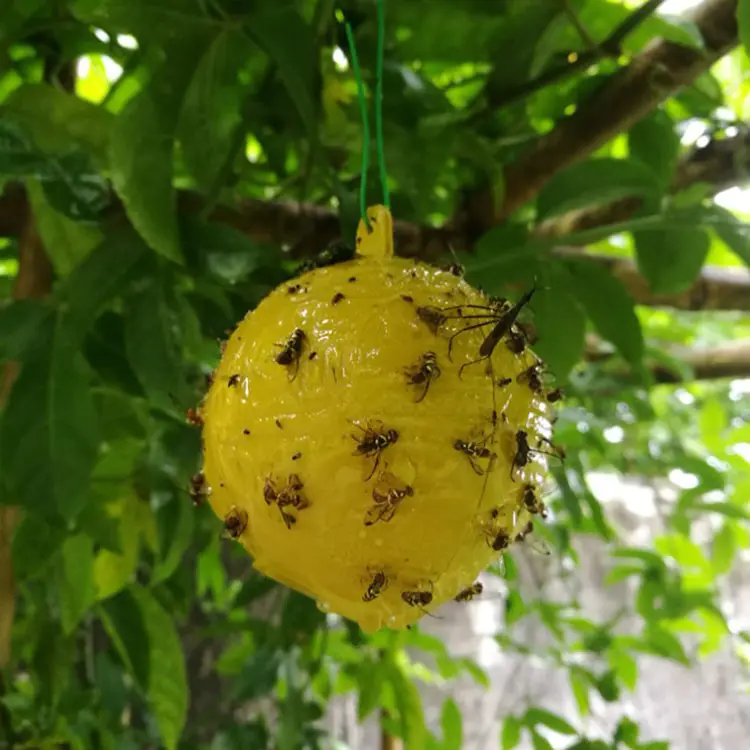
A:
501;716;523;750
524;708;576;735
711;523;736;575
110;38;211;262
536;159;659;219
634;227;711;295
441;698;463;750
566;258;644;367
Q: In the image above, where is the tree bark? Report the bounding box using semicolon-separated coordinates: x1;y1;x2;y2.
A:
497;0;739;219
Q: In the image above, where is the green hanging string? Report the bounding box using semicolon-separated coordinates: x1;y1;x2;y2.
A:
375;0;390;209
344;21;371;229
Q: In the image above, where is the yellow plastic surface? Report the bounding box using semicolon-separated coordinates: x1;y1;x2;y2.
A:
201;206;552;631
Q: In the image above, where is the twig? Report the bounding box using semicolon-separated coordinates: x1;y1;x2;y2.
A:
563;0;598;50
481;0;668;111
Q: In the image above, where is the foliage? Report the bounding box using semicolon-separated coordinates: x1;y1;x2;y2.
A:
1;0;749;749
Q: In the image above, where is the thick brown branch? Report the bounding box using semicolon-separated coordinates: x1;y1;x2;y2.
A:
498;0;739;220
3;184;749;312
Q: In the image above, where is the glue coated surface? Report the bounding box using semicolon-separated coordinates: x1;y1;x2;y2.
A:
202;208;551;631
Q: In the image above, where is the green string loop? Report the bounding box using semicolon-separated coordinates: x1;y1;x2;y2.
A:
344;21;371;229
343;0;389;231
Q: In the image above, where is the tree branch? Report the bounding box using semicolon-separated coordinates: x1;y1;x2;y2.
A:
488;0;667;110
497;0;739;220
2;183;749;312
587;336;750;383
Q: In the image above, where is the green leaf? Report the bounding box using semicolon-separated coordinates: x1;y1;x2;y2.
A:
501;717;523;750
245;6;318;137
132;586;188;750
608;648;638;691
124;274;190;411
633;227;710;295
566;259;644;366
56;532;96;634
182;214;272;282
12;515;66;579
568;668;590;716
385;659;427;749
60;229;151;338
740;0;750;57
99;589;151;690
628;110;680;189
0;121;110;221
440;698;463;750
530;731;554;750
101;586;188;749
0;299;51;362
110;42;209;263
525;708;576;735
0;324;98;519
178;29;247;193
536;159;659;219
26;179;103;275
94;496;142;601
231;648;281;702
152;496;195;584
357;658;385;721
711;523;736;575
688;501;750;521
532;270;586;380
709;204;750;266
644;627;690;666
3;82;113;164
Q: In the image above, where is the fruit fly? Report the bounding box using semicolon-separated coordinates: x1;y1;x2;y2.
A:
522;483;548;517
517;363;545;394
511;430;562;481
546;387;564;403
505;330;527;355
275;328;306;381
351;421;399;481
441;262;464;277
454;582;483;602
186;407;203;427
453;437;496;476
363;570;388;602
189;472;206;506
401;582;438;617
223;506;248;539
416;306;446;334
486;528;511;552
404;352;441;403
365;474;414;526
264;475;308;528
228;374;241;388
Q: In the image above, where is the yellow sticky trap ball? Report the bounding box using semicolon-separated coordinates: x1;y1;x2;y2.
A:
201;205;554;632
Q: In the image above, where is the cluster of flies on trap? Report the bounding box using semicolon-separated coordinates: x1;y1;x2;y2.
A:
188;264;565;613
